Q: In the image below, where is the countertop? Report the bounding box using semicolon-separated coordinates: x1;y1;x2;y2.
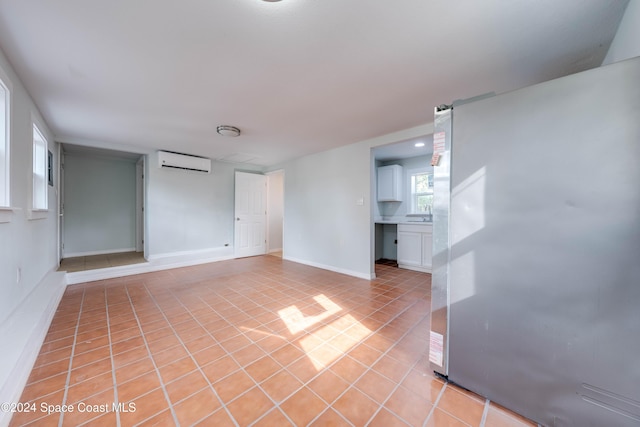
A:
375;220;433;225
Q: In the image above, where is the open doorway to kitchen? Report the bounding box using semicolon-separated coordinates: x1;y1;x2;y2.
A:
371;135;433;273
266;170;284;258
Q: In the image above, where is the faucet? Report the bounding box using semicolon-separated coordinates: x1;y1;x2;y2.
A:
424;206;432;221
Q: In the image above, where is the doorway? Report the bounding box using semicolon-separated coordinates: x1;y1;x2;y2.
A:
58;144;146;271
266;170;284;257
135;157;145;253
234;171;267;258
58;146;65;263
371;135;433;273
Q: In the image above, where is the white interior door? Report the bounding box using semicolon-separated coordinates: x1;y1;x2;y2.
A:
234;172;267;258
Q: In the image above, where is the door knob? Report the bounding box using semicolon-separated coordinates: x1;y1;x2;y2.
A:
236;217;240;221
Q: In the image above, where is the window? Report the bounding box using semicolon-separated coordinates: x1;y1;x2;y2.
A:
0;73;9;208
409;169;433;214
32;123;48;210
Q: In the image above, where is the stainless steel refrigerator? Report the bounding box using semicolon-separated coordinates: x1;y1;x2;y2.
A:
429;56;640;426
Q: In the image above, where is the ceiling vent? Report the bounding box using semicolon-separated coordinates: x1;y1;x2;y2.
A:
158;151;211;173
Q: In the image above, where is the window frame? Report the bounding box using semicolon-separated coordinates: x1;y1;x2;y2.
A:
31;120;49;217
407;167;434;215
0;66;11;210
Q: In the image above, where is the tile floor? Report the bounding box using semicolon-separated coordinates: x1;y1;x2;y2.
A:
58;252;147;273
375;258;399;268
12;256;537;427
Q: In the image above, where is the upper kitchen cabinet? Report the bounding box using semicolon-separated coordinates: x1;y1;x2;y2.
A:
377;165;403;202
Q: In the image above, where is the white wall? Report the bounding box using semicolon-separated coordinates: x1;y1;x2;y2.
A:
267;170;284;252
64;153;137;256
146;152;262;260
0;48;66;426
602;1;640;65
277;124;433;279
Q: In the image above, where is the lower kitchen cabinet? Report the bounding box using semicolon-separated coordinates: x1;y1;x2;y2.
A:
397;223;432;273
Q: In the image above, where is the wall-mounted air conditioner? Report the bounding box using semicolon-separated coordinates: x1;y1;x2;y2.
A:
158;151;211;173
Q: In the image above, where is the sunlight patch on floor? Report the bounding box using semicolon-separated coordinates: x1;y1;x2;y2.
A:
278;294;373;370
277;294;342;334
301;314;372;370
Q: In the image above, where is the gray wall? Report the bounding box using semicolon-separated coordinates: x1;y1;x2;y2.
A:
0;52;58;323
0;50;59;323
146;151;262;256
602;0;640;65
380;224;397;260
0;47;64;419
275;124;433;279
63;153;137;256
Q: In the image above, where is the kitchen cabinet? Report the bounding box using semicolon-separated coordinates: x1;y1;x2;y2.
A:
377;165;403;202
397;223;432;272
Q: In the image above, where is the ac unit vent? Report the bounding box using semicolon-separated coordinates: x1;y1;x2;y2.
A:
158;151;211;173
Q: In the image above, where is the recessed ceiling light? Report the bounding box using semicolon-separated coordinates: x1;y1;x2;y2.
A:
217;125;241;137
414;142;425;147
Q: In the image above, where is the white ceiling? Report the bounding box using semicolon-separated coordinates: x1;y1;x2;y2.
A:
0;0;628;166
374;135;433;162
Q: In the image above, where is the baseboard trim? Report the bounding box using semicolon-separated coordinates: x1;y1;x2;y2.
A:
65;248;377;286
398;264;432;274
0;269;66;427
146;246;234;264
283;256;374;280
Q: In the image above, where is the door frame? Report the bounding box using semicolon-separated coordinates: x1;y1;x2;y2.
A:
265;169;285;255
234;171;267;258
135;157;145;254
57;144;64;263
